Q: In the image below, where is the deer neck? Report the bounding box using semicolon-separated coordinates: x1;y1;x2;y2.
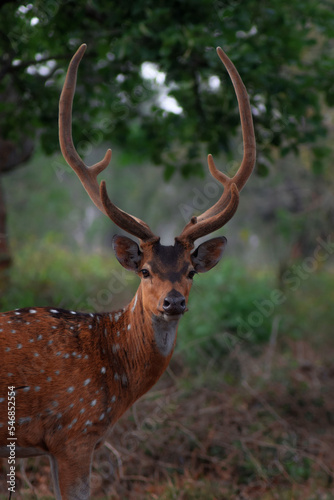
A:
129;286;179;358
102;287;179;413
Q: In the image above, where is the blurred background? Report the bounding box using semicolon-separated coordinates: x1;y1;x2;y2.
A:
1;1;334;498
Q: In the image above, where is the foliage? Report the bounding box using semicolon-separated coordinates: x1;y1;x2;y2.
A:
177;259;277;366
0;234;137;312
280;266;334;344
177;252;334;371
1;0;334;177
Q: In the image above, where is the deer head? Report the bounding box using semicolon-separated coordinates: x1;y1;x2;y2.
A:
59;44;255;325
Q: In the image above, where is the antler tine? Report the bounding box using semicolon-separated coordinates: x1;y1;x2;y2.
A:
176;183;239;244
59;44;111;215
178;47;256;244
100;181;158;242
59;44;157;242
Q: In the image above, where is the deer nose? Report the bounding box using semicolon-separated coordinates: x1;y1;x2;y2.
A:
163;290;186;316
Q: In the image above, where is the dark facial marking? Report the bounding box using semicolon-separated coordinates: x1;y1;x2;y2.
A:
148;242;189;282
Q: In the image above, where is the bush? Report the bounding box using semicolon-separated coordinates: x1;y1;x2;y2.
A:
176;259;277;367
1;233;137;313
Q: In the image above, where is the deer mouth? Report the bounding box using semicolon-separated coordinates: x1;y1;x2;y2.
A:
158;308;188;322
163;312;183;322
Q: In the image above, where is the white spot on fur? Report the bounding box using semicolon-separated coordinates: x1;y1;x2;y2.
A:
131;294;138;312
18;417;31;425
112;344;120;353
68;418;77;428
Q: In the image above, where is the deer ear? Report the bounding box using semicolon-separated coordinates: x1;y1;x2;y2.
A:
191;236;227;273
112;235;142;271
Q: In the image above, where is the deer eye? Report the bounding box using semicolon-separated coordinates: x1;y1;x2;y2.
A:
188;270;197;280
141;269;150;279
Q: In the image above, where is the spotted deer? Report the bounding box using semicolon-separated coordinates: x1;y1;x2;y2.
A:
0;44;255;499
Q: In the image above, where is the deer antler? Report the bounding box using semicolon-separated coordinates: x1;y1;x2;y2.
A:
59;44;157;242
60;45;254;245
177;47;256;244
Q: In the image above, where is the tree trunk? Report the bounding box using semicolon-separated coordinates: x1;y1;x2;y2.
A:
0;178;11;290
0;137;34;284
